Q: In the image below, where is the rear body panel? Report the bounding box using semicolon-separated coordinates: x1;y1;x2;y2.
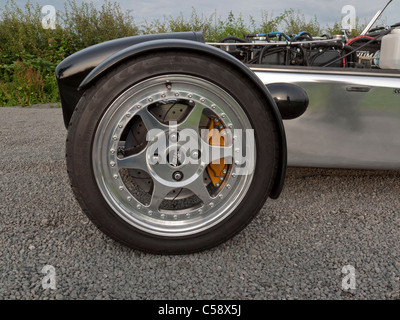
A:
252;65;400;169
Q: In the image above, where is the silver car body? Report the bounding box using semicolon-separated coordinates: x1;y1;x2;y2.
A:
252;66;400;169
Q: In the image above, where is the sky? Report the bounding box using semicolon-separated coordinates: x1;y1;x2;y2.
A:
1;0;397;28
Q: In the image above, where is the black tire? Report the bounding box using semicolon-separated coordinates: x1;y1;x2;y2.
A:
66;50;279;254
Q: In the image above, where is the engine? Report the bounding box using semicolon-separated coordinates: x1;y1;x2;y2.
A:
217;31;382;69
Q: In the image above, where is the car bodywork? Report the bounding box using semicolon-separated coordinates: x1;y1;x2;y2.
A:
254;65;400;169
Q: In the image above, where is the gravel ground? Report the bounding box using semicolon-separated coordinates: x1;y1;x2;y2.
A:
0;106;399;300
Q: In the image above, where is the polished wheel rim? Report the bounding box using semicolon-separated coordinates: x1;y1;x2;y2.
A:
92;75;255;236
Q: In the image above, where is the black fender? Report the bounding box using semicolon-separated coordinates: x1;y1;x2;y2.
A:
56;32;205;127
56;32;287;198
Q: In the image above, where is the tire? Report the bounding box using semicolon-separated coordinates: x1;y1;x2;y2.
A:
66;50;279;254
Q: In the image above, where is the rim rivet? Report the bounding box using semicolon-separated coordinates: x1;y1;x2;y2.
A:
221;113;226;118
148;98;153;102
232;173;237;178
200;98;205;103
137;204;142;209
210;202;214;207
235;160;240;165
161;94;166;98
113;174;119;179
119;186;124;191
175;92;179;97
211;104;216;109
112;135;118;141
148;210;153;215
161;214;166;219
110;161;116;167
227;184;231;189
188;94;193;98
126;113;131;118
173;215;178;219
110;149;115;154
219;194;223;199
127;196;132;201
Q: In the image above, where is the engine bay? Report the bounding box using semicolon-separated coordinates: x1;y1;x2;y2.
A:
215;27;399;70
212;0;400;71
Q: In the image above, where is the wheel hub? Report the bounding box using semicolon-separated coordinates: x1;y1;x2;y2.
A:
146;129;204;187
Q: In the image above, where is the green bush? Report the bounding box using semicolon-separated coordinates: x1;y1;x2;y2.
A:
0;0;139;106
0;60;45;106
0;0;366;106
140;9;253;42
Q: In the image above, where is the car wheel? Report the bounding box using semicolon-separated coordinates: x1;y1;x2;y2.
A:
66;50;279;254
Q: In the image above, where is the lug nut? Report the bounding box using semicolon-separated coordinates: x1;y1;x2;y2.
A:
152;154;159;164
191;150;201;160
173;171;183;181
169;132;179;142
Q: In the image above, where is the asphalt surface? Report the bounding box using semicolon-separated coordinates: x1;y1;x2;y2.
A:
0;106;399;300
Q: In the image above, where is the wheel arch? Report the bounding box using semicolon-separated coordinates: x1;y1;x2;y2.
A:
78;39;287;199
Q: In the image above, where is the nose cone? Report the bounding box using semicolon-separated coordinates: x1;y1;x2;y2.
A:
267;83;309;120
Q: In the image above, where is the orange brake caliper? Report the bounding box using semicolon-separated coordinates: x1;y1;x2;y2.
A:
206;118;228;187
